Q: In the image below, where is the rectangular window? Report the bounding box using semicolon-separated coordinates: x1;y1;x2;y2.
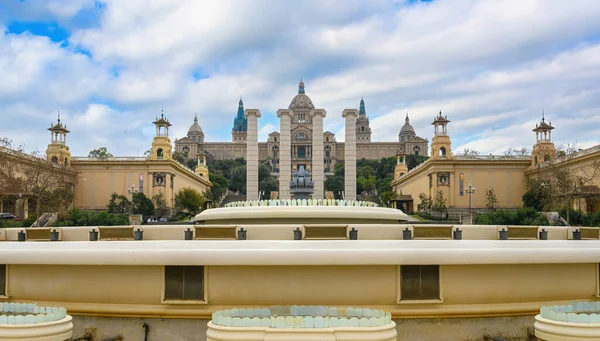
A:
400;265;440;301
164;266;205;302
0;264;6;297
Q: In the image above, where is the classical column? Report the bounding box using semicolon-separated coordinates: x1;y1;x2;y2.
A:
342;109;359;201
311;109;326;199
277;109;293;200
244;109;261;201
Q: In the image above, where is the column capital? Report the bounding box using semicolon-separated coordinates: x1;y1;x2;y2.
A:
244;109;262;118
342;109;359;119
276;109;294;118
310;109;327;118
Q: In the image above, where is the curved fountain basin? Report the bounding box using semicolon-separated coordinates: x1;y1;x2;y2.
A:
534;314;600;340
196;205;411;225
207;320;397;341
0;315;73;341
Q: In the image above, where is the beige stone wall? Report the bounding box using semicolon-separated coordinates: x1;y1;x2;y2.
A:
394;160;530;210
3;263;596;318
72;160;210;210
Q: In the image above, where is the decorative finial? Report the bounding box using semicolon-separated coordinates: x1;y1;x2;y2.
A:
194;112;198;123
298;76;305;94
405;113;409;122
57;111;61;123
161;106;164;119
541;109;545;122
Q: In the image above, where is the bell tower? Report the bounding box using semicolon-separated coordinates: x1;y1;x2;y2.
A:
430;111;453;160
46;112;71;167
195;149;209;179
394;150;409;180
151;109;173;161
531;113;556;169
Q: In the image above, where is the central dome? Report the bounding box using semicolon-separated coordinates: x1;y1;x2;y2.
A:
289;79;315;110
188;114;204;134
400;114;415;134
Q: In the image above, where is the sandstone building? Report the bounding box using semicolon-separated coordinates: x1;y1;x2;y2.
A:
174;80;429;174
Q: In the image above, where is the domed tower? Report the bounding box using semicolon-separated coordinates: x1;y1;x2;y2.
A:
399;114;416;142
151;110;173;161
356;98;372;142
187;113;205;143
430;111;453;160
232;97;248;143
46;112;71;167
531;113;556;169
288;78;315;173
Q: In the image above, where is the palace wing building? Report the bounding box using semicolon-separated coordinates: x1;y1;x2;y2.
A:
175;80;429;174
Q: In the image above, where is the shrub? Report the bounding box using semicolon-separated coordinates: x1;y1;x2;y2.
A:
0;220;23;228
474;207;548;226
52;208;129;227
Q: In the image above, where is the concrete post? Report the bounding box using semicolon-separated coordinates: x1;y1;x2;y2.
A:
342;109;359;201
311;109;327;199
244;109;261;201
277;110;293;200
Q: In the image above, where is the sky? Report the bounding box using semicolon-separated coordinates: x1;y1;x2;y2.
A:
1;0;600;157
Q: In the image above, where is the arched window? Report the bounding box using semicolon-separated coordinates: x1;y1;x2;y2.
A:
439;147;446;158
413;146;421;156
157;148;164;160
325;146;331;158
544;155;550;162
51;156;58;164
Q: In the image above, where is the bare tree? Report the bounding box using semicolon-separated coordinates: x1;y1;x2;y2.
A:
461;148;480;156
539;143;600;224
0;140;77;218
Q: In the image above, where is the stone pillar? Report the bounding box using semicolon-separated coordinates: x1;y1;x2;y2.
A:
244;109;261;201
311;109;327;199
342;109;359;201
277;110;293;200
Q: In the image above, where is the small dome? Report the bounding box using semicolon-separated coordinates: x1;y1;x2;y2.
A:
188;114;204;135
289;79;315;110
400;114;415;134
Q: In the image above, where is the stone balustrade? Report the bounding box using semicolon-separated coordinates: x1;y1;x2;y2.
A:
224;199;379;208
535;302;600;340
0;302;68;324
211;305;392;328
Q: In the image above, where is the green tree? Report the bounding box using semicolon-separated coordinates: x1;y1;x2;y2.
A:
88;147;113;158
376;157;397;179
175;188;205;215
143;149;152;157
208;172;229;201
324;175;344;199
229;165;246;194
522;179;552;211
417;193;433;212
357;165;376;179
260;176;278;199
172;151;186;164
333;162;344;177
433;190;447;213
186;158;198;170
107;193;131;213
132;192;154;222
485;188;498;211
357;175;376;194
152;191;169;218
405;155;429;170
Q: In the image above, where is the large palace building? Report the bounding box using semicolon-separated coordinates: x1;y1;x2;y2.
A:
175;80;429;174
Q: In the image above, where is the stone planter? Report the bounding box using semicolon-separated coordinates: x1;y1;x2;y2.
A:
534;302;600;340
207;305;396;341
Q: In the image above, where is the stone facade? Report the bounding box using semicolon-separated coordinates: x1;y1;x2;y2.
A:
174;80;429;174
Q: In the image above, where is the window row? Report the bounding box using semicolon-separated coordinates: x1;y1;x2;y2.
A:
0;265;441;302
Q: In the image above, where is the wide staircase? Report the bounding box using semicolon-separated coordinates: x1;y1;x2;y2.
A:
220;190;246;207
31;212;58;227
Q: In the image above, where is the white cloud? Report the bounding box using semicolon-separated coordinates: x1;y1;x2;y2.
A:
2;0;600;158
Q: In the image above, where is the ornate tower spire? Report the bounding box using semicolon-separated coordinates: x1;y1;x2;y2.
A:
405;113;410;123
194;112;198;123
298;77;305;94
359;97;366;116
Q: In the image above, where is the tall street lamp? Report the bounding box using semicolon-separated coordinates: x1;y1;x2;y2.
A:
466;183;475;214
127;184;138;214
